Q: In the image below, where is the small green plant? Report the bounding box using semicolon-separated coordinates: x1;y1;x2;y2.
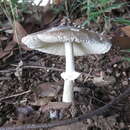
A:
81;0;126;26
51;0;128;29
0;0;31;24
113;17;130;26
52;0;84;19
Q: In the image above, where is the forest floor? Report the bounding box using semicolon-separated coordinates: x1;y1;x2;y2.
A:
0;1;130;130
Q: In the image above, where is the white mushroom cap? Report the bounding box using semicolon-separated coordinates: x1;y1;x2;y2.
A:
22;26;111;56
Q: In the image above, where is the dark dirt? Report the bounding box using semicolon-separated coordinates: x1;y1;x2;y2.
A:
0;44;130;129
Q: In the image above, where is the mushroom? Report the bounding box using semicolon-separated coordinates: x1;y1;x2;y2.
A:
22;26;112;102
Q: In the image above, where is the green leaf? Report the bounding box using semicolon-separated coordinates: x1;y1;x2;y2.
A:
113;18;130;25
103;3;126;12
123;57;130;62
99;0;110;5
82;20;89;26
121;49;130;53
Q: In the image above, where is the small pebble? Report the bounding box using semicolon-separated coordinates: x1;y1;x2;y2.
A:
81;26;85;29
118;65;122;69
115;72;120;77
46;69;50;72
52;64;55;67
16;106;34;121
106;69;112;74
49;110;59;119
122;71;127;76
113;64;117;68
122;81;128;86
17;106;34;115
77;25;81;28
87;119;93;125
111;90;116;95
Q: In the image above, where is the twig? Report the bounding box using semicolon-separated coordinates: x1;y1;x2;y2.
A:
0;65;62;73
1;87;130;130
0;77;12;80
1;64;91;77
37;0;43;6
0;90;31;102
0;27;12;32
18;64;92;76
23;65;64;72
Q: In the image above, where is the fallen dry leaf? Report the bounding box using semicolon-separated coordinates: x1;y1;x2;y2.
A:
36;82;62;98
42;9;57;25
0;36;8;41
54;0;63;5
31;98;52;106
40;102;71;112
31;82;63;107
13;21;27;42
92;72;116;87
13;21;31;51
0;41;16;60
93;76;116;87
121;26;130;37
112;36;130;49
2;50;14;63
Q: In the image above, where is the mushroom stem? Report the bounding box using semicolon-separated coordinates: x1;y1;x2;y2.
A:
62;80;73;102
61;42;80;102
65;42;75;72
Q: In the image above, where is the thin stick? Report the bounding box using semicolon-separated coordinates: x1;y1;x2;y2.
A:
19;64;91;76
0;69;15;73
0;27;12;32
23;65;64;72
0;64;91;77
0;77;12;80
1;87;130;130
0;90;31;102
0;65;63;73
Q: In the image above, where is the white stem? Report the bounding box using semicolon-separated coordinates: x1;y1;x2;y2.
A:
62;42;74;102
62;42;80;102
62;80;73;102
65;42;75;72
